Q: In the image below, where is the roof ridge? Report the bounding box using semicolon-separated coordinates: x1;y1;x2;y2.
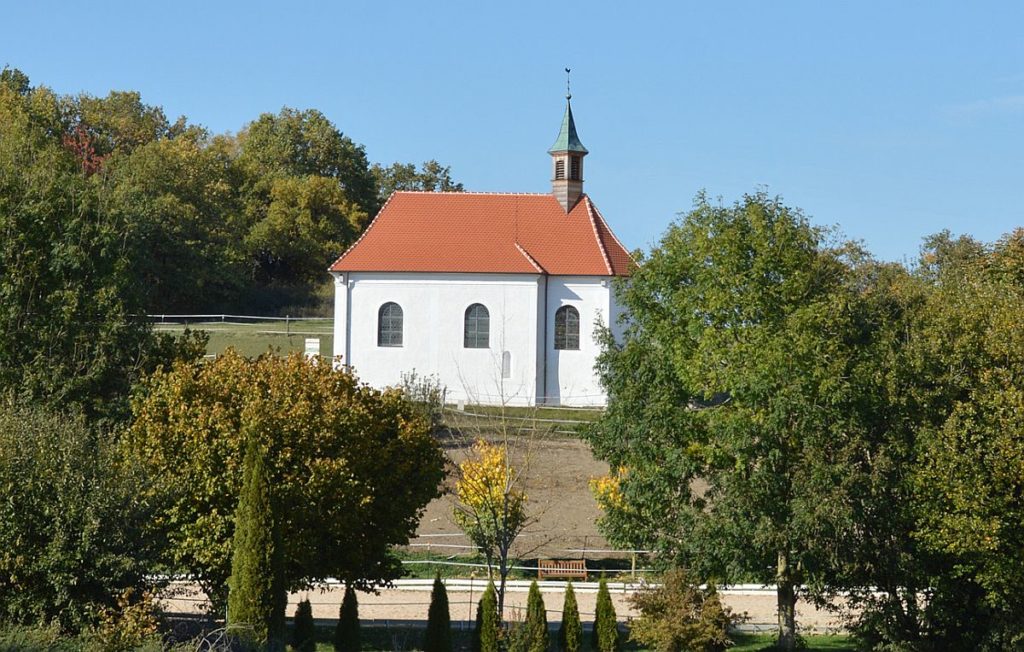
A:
589;199;637;273
515;242;546;274
583;195;614;276
327;191;400;271
390;190;554;197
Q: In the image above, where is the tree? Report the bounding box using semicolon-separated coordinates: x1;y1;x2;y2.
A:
334;585;361;652
558;582;582;652
238;107;378;216
628;568;733;652
237;108;379;286
0;76;196;421
372;159;463;202
478;581;499;652
126;351;445;612
0;403;159;632
585;192;884;650
593;578;619;652
227;436;286;647
244;174;367;284
453;438;529;617
523;580;548;652
423;574;452;652
293;599;316;652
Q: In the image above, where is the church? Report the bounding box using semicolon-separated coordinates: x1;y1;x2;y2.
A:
329;96;632;406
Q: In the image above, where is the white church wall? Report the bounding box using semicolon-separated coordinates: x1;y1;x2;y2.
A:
338;272;542;406
543;276;611;407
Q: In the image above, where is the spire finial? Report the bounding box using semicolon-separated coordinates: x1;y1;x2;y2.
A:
565;67;571;100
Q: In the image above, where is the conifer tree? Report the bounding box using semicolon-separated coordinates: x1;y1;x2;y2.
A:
478;580;500;652
592;578;619;652
334;584;361;652
558;582;582;652
524;580;548;652
292;599;316;652
226;436;286;647
423;573;452;652
473;595;485;652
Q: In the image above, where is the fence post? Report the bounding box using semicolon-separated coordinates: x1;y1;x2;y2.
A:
286;315;290;336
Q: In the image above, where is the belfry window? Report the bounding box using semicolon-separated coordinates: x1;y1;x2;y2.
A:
464;303;490;348
554;305;580;350
554;159;565;180
570;156;581;180
377;302;403;347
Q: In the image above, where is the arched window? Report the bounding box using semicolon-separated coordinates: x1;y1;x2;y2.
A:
377;302;403;347
464;303;490;348
570;156;581;180
554;159;565;180
554;305;580;350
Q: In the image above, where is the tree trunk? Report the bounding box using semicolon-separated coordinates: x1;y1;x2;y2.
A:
776;551;797;651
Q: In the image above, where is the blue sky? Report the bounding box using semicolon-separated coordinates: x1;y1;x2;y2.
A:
4;1;1022;261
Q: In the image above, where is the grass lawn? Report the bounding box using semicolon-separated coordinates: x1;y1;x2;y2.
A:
154;319;333;359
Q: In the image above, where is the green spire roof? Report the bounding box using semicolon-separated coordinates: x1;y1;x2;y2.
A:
548;98;588;155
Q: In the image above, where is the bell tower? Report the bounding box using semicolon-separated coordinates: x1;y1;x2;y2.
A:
549;76;588;212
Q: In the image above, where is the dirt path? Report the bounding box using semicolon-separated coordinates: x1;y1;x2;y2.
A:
161;580;845;632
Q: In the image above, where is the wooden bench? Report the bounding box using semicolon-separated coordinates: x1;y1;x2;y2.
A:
537;559;587;580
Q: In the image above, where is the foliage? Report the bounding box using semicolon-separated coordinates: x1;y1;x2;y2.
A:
292;599;316;652
584;191;894;649
628;568;734;652
453;439;528;615
0;403;159;632
593;579;619;652
126;350;445;611
423;574;452;652
558;582;582;652
0;74;195;420
226;437;286;647
87;589;160;652
477;582;500;652
521;581;548;652
334;585;361;652
399;370;447;429
372;159;464;202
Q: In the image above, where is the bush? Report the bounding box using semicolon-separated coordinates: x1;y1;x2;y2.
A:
334;585;361;652
523;581;548;652
292;599;316;652
628;568;734;652
0;403;159;632
478;581;499;652
558;582;582;652
593;578;619;652
423;574;452;652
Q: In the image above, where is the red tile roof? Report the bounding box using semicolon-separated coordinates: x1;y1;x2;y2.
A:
329;192;633;276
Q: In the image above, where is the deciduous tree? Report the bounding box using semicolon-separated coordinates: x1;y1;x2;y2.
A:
585;191;885;649
126;351;445;612
453;439;528;617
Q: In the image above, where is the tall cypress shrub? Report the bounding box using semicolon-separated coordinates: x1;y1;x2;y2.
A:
226;437;286;647
593;578;619;652
473;595;485;652
292;599;316;652
558;582;582;652
478;580;500;652
524;580;548;652
423;573;452;652
334;584;361;652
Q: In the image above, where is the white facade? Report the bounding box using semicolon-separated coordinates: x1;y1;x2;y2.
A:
332;271;620;406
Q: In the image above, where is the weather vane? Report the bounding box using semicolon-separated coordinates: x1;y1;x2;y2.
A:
565;67;572;100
